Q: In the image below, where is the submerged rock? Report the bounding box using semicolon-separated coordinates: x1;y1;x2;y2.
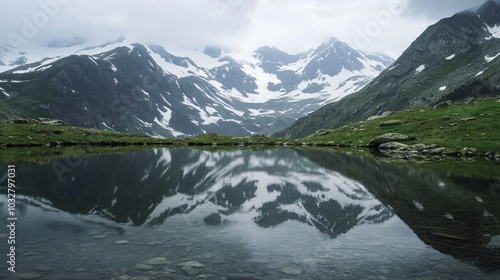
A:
16;272;42;279
35;266;52;272
145;257;171;265
282;267;303;276
178;260;205;268
227;274;263;280
178;260;205;276
134;264;153;271
181;266;201;276
79;243;96;248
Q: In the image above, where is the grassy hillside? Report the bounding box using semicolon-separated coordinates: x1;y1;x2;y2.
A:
0;119;174;147
302;98;500;153
1;99;499;156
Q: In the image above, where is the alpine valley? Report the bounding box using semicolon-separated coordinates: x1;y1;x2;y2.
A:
0;35;392;138
1;0;500;141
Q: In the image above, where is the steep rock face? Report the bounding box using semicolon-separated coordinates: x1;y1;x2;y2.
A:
254;46;304;74
302;39;364;80
210;57;258;96
274;0;500;139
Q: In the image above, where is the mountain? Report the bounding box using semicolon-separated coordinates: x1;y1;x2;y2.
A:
274;0;500;139
0;37;392;137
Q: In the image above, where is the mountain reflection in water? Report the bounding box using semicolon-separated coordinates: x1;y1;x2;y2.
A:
6;148;393;237
0;148;499;279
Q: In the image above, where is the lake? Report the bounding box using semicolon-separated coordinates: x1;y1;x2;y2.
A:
1;148;499;279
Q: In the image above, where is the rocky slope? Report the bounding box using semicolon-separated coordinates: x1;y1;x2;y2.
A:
274;0;500;139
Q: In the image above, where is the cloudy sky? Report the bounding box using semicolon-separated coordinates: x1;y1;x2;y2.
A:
1;0;487;58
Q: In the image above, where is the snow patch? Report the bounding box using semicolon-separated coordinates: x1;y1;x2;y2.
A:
135;116;153;128
387;64;399;71
36;64;52;71
415;65;425;73
88;56;99;67
101;122;114;130
485;24;500;40
181;94;222;125
141;89;151;99
485;52;500;62
413;201;424;211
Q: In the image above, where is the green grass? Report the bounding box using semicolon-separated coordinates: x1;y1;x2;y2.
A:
1;99;499;155
0;121;293;148
0;145;158;163
184;133;293;146
0;120;176;147
303;98;500;153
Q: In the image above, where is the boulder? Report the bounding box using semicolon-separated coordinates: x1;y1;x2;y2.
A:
378;142;409;150
409;144;427;151
461;117;476;122
368;133;416;148
422;148;446;155
315;129;329;136
367;111;393;121
379;120;406;127
12;118;67;126
434;100;452;108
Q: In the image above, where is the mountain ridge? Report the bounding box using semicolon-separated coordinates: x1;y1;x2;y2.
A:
274;0;500;139
0;36;393;137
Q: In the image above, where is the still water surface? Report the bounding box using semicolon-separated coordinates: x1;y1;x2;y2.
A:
0;148;499;279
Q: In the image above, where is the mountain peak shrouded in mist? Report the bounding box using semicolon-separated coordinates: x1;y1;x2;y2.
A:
0;36;392;137
475;0;500;27
47;37;86;49
0;1;489;61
